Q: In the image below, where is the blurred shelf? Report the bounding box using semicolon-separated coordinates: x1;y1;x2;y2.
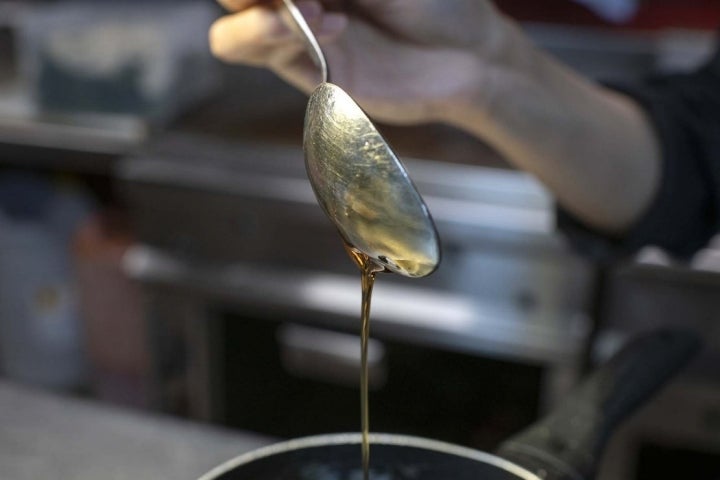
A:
0;85;148;174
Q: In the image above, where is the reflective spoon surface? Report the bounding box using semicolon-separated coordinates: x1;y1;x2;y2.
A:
281;0;440;278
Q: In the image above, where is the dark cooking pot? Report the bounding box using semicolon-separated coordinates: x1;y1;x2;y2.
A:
200;329;699;480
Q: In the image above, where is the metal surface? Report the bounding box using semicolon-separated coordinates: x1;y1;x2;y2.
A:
0;112;147;155
119;136;593;416
119;138;593;419
282;0;440;278
123;245;586;366
0;381;271;480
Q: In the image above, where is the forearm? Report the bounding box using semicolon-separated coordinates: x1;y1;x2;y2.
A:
440;19;662;235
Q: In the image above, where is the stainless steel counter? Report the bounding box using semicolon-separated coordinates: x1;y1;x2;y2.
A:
0;381;271;480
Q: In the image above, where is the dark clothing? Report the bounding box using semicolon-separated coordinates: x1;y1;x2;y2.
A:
558;40;720;261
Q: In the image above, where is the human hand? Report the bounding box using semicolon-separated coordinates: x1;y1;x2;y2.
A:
209;0;513;124
210;1;662;236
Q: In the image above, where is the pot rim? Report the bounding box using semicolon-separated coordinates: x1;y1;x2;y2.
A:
198;432;539;480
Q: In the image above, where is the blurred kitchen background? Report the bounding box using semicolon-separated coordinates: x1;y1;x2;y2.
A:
1;0;720;479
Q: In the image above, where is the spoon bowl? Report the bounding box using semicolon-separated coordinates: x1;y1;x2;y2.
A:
304;83;440;277
282;0;440;277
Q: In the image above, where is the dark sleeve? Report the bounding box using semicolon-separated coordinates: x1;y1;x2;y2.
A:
557;42;720;261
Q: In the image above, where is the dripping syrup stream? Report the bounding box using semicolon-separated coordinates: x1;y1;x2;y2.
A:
346;245;385;480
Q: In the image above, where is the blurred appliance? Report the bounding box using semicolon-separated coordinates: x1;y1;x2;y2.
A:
594;265;720;479
118;133;595;447
599;380;720;479
14;2;220;122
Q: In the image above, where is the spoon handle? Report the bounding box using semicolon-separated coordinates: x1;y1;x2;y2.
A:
280;0;329;84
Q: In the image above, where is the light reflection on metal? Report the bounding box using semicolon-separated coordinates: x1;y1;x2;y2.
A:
304;83;440;277
281;0;440;278
280;0;329;83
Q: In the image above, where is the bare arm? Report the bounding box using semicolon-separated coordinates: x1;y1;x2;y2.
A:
210;0;662;235
438;19;662;234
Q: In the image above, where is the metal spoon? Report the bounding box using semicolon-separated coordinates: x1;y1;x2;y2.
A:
281;0;440;278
